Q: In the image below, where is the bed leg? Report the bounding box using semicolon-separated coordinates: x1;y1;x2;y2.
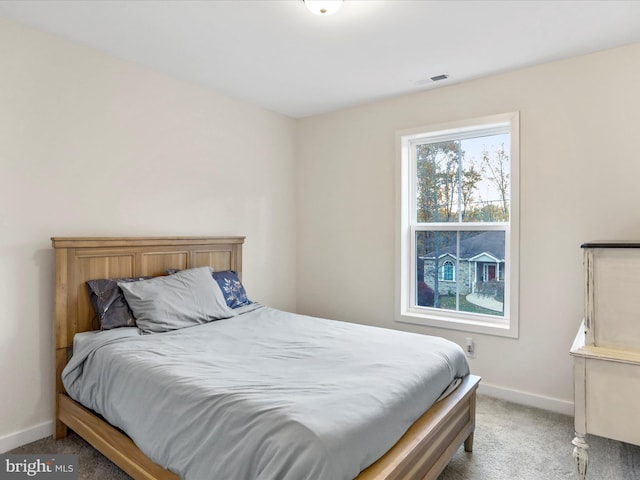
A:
464;389;476;453
53;419;68;440
464;432;474;452
572;433;588;480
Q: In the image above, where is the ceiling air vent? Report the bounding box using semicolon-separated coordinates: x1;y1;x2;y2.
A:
430;74;449;82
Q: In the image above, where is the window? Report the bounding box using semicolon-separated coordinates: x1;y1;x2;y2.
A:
397;113;519;338
440;260;455;282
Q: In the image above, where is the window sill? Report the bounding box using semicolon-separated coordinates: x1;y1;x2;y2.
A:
397;310;518;338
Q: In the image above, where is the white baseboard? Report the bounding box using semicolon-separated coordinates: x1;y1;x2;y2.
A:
478;383;574;416
0;421;52;454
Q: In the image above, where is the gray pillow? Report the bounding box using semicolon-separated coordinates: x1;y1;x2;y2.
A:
118;266;235;334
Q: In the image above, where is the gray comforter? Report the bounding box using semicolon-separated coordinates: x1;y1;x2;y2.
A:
62;306;469;480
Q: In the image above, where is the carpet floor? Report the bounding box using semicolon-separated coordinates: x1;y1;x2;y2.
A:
8;395;640;479
439;396;640;480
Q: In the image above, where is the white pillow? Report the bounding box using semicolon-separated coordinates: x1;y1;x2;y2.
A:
119;266;235;334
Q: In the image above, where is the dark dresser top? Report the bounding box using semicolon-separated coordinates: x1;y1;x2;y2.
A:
581;242;640;249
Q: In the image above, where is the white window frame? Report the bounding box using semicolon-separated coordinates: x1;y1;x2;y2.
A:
396;112;519;338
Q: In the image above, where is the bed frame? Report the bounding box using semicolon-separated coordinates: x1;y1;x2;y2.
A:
52;236;480;480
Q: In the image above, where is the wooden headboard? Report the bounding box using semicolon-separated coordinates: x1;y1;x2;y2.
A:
50;236;244;436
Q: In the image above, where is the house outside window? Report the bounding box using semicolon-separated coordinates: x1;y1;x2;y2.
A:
396;113;519;338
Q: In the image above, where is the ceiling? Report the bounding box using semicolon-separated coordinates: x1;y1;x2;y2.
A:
1;0;640;118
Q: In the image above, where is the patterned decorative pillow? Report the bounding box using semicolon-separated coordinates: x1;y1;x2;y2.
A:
211;270;252;309
87;277;150;330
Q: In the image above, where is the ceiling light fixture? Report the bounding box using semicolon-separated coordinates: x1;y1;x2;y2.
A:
303;0;343;16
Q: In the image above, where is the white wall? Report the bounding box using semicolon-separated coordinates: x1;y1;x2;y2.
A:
0;18;297;448
296;42;640;411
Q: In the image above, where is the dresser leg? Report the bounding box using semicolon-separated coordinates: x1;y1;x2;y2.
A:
572;434;589;480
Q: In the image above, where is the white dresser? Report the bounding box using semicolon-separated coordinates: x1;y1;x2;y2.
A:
570;242;640;479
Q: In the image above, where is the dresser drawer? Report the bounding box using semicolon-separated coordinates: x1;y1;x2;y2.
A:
585;358;640;445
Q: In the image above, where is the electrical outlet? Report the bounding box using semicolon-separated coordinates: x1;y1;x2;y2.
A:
465;337;476;358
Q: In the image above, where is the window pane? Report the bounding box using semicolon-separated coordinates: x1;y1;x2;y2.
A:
415;141;461;223
414;133;510;223
416;230;505;317
460;134;510;222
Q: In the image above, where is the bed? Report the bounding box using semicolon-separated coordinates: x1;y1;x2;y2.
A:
52;236;480;480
